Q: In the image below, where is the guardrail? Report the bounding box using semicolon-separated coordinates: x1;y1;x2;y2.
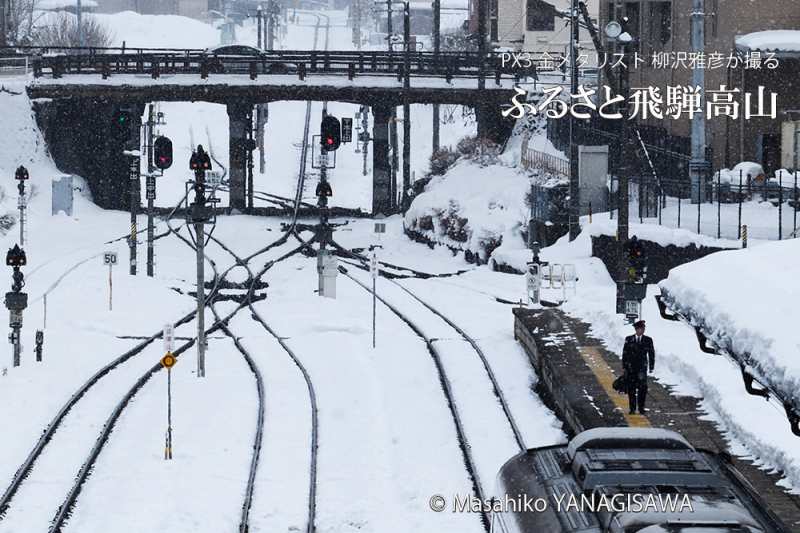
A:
17;49;563;83
0;56;30;77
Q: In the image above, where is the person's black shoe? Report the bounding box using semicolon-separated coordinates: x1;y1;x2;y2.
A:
629;409;636;415
638;408;646;415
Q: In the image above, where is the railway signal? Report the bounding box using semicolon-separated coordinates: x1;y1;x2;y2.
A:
161;352;176;460
34;329;44;362
15;166;28;246
153;136;173;170
320;115;341;151
5;244;27;367
113;107;137;151
341;117;353;143
625;236;646;283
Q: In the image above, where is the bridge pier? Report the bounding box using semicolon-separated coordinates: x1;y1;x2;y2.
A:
33;99;143;210
372;104;393;216
227;102;252;210
475;103;513;145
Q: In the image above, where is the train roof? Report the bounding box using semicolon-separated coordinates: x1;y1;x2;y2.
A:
567;427;693;460
493;428;778;533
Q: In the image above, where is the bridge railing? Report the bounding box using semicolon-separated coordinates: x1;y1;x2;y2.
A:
21;49;564;83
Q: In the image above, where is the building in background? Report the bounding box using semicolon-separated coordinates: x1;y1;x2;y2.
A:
469;0;598;53
598;1;800;173
93;0;204;18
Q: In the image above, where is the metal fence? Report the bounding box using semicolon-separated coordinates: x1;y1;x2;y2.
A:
608;169;800;241
0;56;29;77
521;148;569;178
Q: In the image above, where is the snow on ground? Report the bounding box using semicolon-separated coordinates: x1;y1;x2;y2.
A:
524;228;800;494
0;8;563;533
405;159;530;258
659;239;800;414
97;11;220;49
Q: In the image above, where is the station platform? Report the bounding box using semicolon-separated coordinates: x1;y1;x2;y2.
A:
513;307;800;531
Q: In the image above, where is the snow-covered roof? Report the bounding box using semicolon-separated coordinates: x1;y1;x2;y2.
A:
735;30;800;56
37;0;99;10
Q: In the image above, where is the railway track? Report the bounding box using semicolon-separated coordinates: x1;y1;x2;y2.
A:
205;232;319;533
336;254;526;532
3;11;324;533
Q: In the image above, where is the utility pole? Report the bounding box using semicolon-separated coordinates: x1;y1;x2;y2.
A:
77;0;83;47
401;0;411;211
477;0;487;90
352;0;361;49
432;0;441;152
189;146;213;378
146;104;155;277
610;3;633;314
266;0;275;50
689;0;708;204
0;0;7;47
567;0;580;240
5;245;27;368
257;4;263;49
386;0;398;211
15;166;29;247
386;0;392;50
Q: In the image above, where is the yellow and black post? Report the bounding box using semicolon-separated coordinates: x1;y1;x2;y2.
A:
161;352;176;459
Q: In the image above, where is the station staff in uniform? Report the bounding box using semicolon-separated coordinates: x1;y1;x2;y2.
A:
622;320;655;415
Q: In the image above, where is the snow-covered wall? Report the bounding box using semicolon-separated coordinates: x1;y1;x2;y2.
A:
659;239;800;410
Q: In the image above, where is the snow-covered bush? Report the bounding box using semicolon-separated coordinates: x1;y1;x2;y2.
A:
405;159;531;263
428;147;461;177
34;13;113;47
441;27;476;52
716;162;764;185
455;136;501;166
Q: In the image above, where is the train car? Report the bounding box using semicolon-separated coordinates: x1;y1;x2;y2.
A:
491;427;786;533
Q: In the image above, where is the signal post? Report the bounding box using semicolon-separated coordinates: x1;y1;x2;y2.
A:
5;245;27;367
316;113;342;298
161;347;176;460
189;146;213;377
145;105;173;277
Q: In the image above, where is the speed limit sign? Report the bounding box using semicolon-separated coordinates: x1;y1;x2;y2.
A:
103;251;118;265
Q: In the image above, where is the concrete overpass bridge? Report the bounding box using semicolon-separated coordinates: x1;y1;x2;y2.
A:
24;49;547;213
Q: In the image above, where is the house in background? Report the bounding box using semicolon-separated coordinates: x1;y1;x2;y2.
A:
598;0;800;174
93;0;206;18
469;0;598;53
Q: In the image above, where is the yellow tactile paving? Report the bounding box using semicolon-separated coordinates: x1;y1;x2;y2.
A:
578;346;651;428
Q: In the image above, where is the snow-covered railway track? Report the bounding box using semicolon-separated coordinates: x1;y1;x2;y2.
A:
0;311;197;524
338;264;525;532
205;233;319;533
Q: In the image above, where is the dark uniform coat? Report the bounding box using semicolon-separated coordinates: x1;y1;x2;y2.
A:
622;334;655;376
622;334;655;413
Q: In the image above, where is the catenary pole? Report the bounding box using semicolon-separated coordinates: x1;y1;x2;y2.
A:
689;0;707;204
567;0;580;240
432;0;441;152
401;0;411;211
